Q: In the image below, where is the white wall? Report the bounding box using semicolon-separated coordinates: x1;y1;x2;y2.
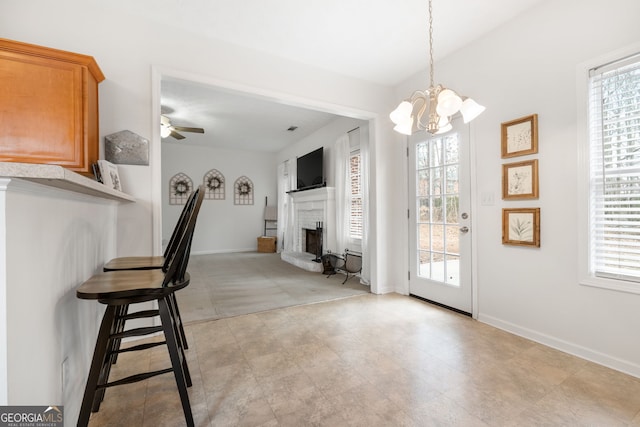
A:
396;0;640;376
0;180;116;423
162;143;278;253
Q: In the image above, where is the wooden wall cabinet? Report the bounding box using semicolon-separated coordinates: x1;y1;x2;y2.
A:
0;39;105;175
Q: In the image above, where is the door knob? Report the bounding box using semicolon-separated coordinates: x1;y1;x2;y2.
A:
460;226;469;233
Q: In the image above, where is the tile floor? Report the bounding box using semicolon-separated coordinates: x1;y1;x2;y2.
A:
88;293;640;426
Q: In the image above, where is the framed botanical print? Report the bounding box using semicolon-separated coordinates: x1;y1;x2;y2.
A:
502;159;539;200
502;208;540;247
501;114;538;158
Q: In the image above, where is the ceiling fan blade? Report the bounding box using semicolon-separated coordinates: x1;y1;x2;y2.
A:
170;130;186;140
172;126;205;134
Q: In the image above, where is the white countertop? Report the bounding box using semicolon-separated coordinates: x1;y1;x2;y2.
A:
0;162;135;202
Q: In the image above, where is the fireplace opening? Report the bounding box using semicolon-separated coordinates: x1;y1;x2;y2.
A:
305;228;322;255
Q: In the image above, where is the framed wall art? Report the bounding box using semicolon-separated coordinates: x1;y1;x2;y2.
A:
502;159;539;200
169;173;193;205
234;176;254;205
501;114;538;158
204;169;225;200
502;208;540;247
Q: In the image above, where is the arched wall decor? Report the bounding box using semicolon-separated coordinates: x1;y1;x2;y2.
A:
169;173;194;205
203;169;225;200
234;176;254;205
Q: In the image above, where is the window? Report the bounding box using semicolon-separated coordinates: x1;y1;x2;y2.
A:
587;52;640;285
349;150;363;240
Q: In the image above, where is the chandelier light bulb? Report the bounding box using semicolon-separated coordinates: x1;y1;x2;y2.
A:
390;101;413;125
435;114;452;134
436;89;463;117
459;98;486;123
435;122;452;134
393;116;414;135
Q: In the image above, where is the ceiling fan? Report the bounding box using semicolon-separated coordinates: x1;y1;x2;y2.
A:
160;115;205;140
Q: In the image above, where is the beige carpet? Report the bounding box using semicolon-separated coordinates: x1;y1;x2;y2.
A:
177;252;370;323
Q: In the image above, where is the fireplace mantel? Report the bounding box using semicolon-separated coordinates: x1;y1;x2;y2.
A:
288;186;334;203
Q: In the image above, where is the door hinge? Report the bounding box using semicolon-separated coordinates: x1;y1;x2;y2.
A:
408;271;411;281
407;209;410;219
406;146;409;157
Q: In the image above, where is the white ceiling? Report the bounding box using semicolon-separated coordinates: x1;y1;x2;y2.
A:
161;78;342;152
149;0;544;151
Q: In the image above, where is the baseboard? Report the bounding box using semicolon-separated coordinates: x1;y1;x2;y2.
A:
478;313;640;379
190;248;256;255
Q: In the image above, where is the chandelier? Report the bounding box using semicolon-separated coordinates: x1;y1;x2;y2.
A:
390;0;485;135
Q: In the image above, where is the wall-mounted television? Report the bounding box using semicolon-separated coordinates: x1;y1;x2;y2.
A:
296;147;324;191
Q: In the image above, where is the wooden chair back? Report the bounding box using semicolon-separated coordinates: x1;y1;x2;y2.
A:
163;185;205;287
161;187;201;271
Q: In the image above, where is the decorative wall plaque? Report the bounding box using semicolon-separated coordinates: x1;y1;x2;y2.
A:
204;169;225;200
104;130;149;165
234;176;254;205
169;173;193;205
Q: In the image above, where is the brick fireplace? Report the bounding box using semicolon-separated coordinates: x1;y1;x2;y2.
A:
281;187;335;272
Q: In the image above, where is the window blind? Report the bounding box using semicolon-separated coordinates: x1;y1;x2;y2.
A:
589;53;640;281
349;151;363;239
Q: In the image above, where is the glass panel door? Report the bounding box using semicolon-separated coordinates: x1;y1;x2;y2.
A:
409;119;472;313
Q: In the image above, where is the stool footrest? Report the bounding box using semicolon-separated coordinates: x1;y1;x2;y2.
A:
98;367;174;389
112;326;163;340
111;341;166;356
119;309;159;320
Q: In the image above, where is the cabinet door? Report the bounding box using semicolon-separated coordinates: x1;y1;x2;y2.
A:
0;51;87;170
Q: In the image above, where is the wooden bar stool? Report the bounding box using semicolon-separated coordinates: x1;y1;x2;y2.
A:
76;189;203;427
104;186;203;355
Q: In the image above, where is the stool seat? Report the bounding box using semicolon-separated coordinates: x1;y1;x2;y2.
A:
77;270;189;302
102;256;165;271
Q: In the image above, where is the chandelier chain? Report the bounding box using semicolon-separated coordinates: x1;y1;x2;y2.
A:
428;0;434;89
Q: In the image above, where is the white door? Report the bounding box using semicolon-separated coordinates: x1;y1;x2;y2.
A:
408;119;472;314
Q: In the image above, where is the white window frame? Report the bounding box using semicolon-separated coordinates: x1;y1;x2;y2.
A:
578;43;640;294
348;147;363;245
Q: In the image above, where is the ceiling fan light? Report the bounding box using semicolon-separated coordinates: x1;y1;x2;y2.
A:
436;89;462;117
390;101;413;125
460;98;486;123
160;125;171;138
